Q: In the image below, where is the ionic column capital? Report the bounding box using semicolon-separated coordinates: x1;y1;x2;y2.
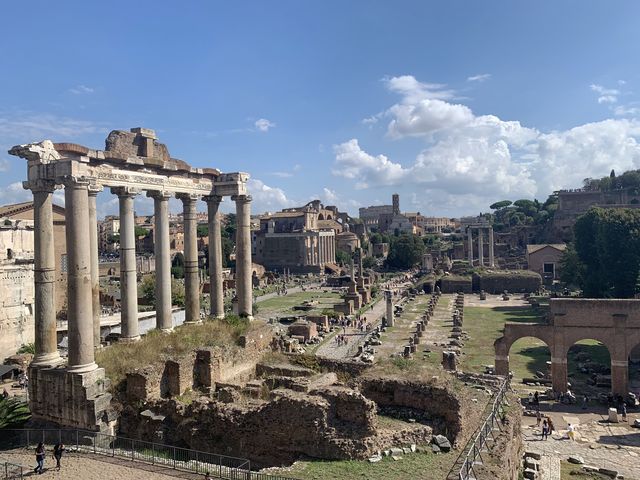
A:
88;183;103;196
58;175;91;189
232;194;252;204
23;179;57;193
203;194;224;205
176;192;200;204
111;186;140;198
146;190;172;201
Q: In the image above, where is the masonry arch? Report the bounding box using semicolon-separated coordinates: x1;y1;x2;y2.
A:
318;214;324;220
507;336;552;385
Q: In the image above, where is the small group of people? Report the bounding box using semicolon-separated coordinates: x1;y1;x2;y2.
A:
33;442;65;474
335;334;349;346
18;373;28;390
536;414;555;440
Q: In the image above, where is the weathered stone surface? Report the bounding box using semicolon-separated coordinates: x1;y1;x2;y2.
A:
431;434;451;452
568;455;585;464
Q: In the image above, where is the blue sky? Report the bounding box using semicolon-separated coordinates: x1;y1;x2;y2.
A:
1;1;640;217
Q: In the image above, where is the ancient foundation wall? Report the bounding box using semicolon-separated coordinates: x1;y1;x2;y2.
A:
475;271;542;294
29;365;114;433
440;276;473;294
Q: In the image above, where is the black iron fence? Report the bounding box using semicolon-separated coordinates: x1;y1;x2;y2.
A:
1;459;24;480
1;429;294;480
455;378;510;480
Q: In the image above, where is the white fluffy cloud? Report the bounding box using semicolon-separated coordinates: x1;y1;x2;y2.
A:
333;75;640;213
590;84;619;104
255;118;276;132
248;178;293;212
69;85;95;95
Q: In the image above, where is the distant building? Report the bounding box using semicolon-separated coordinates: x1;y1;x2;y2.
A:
99;215;120;253
252;200;340;273
0;201;68;360
526;244;566;282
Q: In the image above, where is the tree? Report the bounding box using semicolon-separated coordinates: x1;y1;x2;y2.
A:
134;226;150;237
171;252;185;278
490;200;512;210
362;256;377;269
559;246;583;287
197;224;209;237
573;208;640;297
385;234;425;269
138;273;185;308
0;397;30;429
336;250;351;265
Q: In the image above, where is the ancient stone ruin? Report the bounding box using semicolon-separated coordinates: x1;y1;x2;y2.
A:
9;128;254;432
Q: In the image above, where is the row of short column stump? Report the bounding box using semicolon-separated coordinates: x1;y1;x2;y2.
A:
402;291;441;358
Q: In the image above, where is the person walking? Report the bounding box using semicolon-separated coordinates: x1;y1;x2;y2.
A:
541;419;548;440
34;442;45;474
536;410;542;427
53;443;65;470
622;402;628;422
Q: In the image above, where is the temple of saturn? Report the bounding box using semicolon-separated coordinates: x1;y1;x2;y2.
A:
495;299;640;397
9;127;253;431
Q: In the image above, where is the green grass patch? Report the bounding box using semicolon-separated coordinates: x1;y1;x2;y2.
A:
257;291;341;316
283;451;456;480
560;460;610;479
460;305;547;381
96;316;250;386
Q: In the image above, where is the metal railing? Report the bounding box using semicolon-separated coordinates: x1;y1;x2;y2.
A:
454;377;510;480
1;429;294;480
1;459;24;480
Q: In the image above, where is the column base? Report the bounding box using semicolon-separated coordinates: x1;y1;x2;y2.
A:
31;352;64;367
212;313;225;320
28;364;115;433
184;320;202;325
120;335;141;343
160;327;174;333
67;361;98;374
240;314;254;321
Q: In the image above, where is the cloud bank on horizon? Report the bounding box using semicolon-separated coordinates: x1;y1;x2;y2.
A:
331;75;640;215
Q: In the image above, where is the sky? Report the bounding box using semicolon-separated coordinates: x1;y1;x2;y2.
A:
1;1;640;218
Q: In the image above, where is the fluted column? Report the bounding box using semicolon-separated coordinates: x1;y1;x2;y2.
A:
148;191;173;331
204;195;224;318
467;227;473;266
488;227;495;267
478;228;484;267
178;193;200;323
88;184;102;347
26;180;62;366
111;187;140;341
63;177;97;372
233;194;253;319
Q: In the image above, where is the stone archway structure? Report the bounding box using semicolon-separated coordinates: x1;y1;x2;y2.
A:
495;299;640;396
9;128;253;431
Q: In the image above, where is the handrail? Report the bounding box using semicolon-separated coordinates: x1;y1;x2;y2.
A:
0;458;24;480
1;428;294;480
448;377;510;480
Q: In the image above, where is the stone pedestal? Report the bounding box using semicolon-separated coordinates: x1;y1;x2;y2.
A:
386;291;394;327
551;358;568;394
495;355;509;376
611;360;628;397
28;365;115;433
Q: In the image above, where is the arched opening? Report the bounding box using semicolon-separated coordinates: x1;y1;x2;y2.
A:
566;340;611;397
508;337;551;389
327;214;332;220
318;214;324;220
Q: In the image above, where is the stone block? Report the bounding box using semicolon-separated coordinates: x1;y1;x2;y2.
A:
608;407;619;423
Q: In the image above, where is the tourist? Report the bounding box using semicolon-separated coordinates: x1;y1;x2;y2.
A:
534;391;539;408
548;418;555;437
204;472;213;480
34;442;45;474
622;402;627;422
567;423;575;441
53;443;65;470
536;410;542;427
582;395;588;410
1;388;8;399
541;419;548;440
528;392;533;405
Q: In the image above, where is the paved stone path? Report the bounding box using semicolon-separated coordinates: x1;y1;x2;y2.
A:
522;414;640;479
315;297;385;360
537;454;560;480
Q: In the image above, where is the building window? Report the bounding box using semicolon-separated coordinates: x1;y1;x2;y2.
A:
543;263;555;274
61;254;68;273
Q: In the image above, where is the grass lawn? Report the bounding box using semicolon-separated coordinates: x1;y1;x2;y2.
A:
281;450;456;480
257;290;341;316
460;305;548;381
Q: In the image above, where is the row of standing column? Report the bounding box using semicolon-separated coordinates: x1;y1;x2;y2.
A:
28;178;254;371
467;227;495;268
